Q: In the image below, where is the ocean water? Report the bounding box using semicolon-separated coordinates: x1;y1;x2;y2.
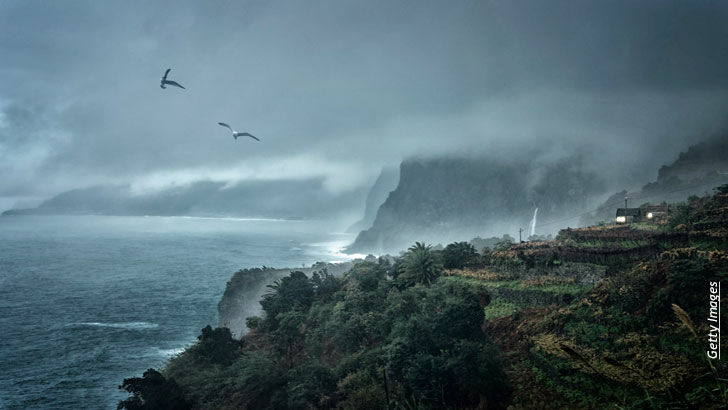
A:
0;215;353;409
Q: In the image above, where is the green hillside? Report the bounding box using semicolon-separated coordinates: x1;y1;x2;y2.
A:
118;185;728;409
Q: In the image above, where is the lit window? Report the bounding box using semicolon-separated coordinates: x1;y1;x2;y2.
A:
647;212;653;219
616;216;626;223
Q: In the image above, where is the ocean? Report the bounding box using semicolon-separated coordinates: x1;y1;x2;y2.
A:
0;215;354;409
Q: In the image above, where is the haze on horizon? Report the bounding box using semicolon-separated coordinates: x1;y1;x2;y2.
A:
2;0;727;218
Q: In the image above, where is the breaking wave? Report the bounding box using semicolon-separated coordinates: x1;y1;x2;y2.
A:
74;322;160;330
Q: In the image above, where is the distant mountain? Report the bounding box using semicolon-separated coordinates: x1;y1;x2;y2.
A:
584;133;728;224
346;166;399;233
346;155;604;254
2;178;367;220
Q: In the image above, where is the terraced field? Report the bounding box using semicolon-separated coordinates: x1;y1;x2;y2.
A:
444;186;728;409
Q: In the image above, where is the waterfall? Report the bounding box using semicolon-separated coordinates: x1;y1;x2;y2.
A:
529;208;538;237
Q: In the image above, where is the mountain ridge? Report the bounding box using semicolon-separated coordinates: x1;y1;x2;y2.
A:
349;135;728;254
1;178;367;221
347;154;604;254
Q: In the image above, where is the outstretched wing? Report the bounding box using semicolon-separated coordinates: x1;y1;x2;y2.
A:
218;122;234;133
165;80;185;89
163;68;171;80
239;132;260;142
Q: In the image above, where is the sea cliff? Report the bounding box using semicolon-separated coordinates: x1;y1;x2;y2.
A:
218;262;354;338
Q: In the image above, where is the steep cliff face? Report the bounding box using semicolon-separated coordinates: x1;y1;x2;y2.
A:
347;155;603;254
654;133;728;183
584;133;728;224
346;166;399;233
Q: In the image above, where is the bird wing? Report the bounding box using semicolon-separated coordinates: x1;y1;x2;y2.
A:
165;80;185;89
240;133;260;141
218;122;234;133
163;68;171;80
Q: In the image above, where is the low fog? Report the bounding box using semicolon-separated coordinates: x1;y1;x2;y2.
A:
2;0;727;225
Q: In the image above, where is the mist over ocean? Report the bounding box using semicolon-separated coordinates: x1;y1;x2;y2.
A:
0;215;353;409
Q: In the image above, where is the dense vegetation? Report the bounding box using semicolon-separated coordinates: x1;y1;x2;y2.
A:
120;186;728;409
482;186;728;409
120;243;508;409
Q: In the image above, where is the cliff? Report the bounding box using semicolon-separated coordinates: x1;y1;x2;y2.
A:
584;133;728;224
218;261;354;338
347;155;603;254
345;166;399;233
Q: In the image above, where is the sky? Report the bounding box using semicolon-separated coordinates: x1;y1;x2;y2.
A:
1;0;727;211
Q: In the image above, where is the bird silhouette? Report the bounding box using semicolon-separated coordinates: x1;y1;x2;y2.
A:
217;122;260;141
160;68;185;89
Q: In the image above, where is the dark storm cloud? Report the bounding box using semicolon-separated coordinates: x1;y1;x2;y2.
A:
1;0;727;206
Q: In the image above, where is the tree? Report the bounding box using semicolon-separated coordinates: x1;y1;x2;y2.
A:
118;369;191;410
285;361;338;409
348;261;387;292
666;201;694;231
400;242;443;286
195;325;244;365
260;271;314;329
311;269;344;301
494;235;514;251
384;280;508;408
442;241;479;269
215;353;288;409
271;310;308;368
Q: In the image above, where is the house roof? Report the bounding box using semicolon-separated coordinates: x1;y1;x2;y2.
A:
616;208;642;217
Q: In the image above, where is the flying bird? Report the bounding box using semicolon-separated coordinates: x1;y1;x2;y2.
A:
217;122;260;141
160;68;185;89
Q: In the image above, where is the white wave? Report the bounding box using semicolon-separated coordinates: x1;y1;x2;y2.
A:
75;321;159;330
326;252;369;263
150;215;297;222
157;347;186;357
305;237;365;261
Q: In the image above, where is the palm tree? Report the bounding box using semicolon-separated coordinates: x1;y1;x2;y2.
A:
401;242;443;285
442;241;478;269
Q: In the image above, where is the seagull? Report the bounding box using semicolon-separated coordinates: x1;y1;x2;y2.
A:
217;122;260;141
160;68;185;89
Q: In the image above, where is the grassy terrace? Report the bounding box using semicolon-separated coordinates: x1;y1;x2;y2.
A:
444;220;690;322
445;275;592;295
558;238;651;249
443;272;595;320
